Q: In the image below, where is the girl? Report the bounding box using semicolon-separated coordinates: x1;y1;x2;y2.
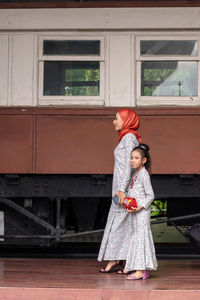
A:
98;108;141;273
123;143;158;279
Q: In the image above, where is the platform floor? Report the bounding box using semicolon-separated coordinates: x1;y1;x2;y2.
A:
0;258;199;299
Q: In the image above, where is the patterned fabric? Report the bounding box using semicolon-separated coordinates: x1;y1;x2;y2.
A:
125;167;158;271
97;133;138;261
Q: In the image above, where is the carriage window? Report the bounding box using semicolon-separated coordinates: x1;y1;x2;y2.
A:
142;61;197;96
137;38;199;105
44;61;100;96
141;40;198;56
39;37;104;105
43;40;100;55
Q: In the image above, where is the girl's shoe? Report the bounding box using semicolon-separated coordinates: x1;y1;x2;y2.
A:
126;270;150;280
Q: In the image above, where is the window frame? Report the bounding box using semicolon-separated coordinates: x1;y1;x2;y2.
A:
38;35;105;105
136;35;200;106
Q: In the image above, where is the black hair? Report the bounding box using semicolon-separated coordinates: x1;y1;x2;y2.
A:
131;143;151;172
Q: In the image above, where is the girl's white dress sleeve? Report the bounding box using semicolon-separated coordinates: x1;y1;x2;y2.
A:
141;171;155;210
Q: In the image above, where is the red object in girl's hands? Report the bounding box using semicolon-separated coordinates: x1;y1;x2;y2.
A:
123;197;137;211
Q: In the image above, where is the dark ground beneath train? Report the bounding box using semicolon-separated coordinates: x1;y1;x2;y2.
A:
0;243;200;259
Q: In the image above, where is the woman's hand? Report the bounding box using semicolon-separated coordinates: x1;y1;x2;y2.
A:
127;206;143;213
115;191;126;205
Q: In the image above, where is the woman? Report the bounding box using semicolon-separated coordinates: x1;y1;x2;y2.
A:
98;108;141;272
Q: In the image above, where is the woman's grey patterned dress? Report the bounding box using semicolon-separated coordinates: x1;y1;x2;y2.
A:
98;133;138;261
125;167;158;271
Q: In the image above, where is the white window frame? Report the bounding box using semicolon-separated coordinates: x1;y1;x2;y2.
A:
135;35;200;106
38;35;105;106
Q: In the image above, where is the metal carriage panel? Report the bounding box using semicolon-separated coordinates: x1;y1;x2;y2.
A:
0;114;34;173
0;107;200;175
36;114;116;174
140;114;200;174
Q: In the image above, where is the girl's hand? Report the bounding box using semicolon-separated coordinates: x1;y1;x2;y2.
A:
115;191;126;205
127;206;143;213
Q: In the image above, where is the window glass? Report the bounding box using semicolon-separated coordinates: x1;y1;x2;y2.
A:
43;61;100;96
43;40;100;55
141;40;198;56
141;61;197;96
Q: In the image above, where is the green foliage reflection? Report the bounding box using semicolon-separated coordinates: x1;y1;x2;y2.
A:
142;61;197;96
65;68;99;96
151;200;167;218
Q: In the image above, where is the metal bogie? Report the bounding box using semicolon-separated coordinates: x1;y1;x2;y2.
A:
0;174;199;246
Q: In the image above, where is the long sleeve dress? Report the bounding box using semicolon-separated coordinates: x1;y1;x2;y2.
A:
125;167;158;271
98;133;138;261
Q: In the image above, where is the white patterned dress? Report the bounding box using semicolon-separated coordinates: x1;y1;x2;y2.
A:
98;133;138;261
125;167;158;271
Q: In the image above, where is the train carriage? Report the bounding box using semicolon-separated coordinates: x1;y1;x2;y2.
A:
0;0;200;247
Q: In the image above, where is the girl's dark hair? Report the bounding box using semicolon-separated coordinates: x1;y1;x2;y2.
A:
132;143;151;172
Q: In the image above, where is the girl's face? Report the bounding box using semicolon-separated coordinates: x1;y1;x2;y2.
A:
113;113;123;131
131;150;147;172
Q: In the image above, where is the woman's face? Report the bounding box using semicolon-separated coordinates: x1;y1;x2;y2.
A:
113;113;123;131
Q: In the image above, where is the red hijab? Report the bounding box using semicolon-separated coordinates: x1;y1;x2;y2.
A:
118;108;141;143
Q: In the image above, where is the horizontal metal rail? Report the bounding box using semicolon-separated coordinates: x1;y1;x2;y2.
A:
61;213;200;239
0;235;55;239
61;229;104;239
151;213;200;225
